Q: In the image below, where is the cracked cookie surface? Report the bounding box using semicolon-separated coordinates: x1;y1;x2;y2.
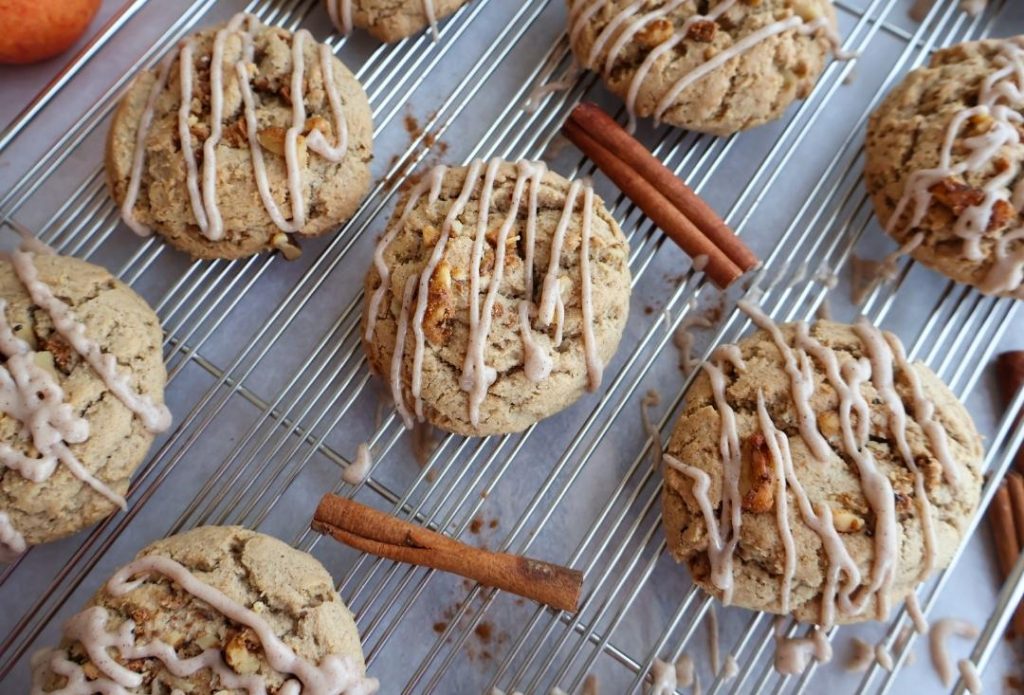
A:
107;20;373;260
0;255;167;549
32;526;368;694
865;38;1024;298
364;162;631;436
324;0;473;42
662;320;983;624
567;0;838;135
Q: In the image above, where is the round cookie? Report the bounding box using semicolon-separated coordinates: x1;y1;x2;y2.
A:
865;37;1024;298
31;526;378;694
566;0;840;135
0;252;168;559
363;160;631;437
324;0;473;43
107;14;373;260
662;317;983;625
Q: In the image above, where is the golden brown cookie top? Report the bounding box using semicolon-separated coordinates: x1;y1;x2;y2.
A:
662;315;983;625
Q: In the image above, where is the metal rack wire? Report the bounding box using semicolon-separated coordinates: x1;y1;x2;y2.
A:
0;0;1022;692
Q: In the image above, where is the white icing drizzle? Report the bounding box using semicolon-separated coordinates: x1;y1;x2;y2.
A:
342;442;372;485
579;185;603;391
648;658;677;694
640;389;663;468
0;511;26;562
123;14;352;244
882;38;1024;297
675;653;694;688
390;275;419;429
367;162;603;427
739;300;831;462
929;618;980;687
409;159;485;419
754;392;796;615
958;659;983;693
874;643;894;671
329;0;440;39
773;621;832;676
905;591;930;634
665;453;735;602
707;604;720;675
885;333;959;486
757;390;862;627
366;166;447;342
12;251;171;433
567;0;849;131
35;555;378;694
673;299;714;373
121;56;173;237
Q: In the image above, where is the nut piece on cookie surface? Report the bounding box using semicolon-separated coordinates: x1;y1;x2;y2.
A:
661;319;984;625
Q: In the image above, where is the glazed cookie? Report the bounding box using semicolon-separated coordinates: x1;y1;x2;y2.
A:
865;37;1024;298
566;0;842;135
325;0;473;42
107;13;373;260
662;306;983;626
31;526;378;694
0;251;169;561
363;160;631;437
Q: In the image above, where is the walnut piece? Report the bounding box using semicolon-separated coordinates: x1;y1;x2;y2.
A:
223;117;249;148
831;506;865;533
636;18;674;47
272;233;303;261
38;333;75;373
224;628;262;675
741;434;775;513
685;20;717;43
928;178;985;216
424;260;453;346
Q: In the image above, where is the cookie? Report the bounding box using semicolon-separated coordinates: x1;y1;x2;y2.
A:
0;251;170;561
107;13;373;261
661;308;984;626
865;37;1024;298
363;160;631;437
566;0;841;135
325;0;473;42
31;526;378;694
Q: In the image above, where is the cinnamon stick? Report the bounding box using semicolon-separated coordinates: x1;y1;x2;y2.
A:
990;482;1024;637
997;351;1024;472
569;102;758;273
311;494;582;612
562;119;742;289
1007;472;1024;635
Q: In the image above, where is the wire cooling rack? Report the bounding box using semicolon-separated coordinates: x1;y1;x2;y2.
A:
1;0;1023;692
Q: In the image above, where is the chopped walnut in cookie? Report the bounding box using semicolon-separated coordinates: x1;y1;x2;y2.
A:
424;260;453;346
38;333;76;374
224;627;263;675
636;18;675;48
686;20;718;43
741;434;775;513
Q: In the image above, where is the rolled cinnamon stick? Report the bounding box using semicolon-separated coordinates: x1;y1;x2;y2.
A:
990;482;1023;637
997;351;1024;472
1007;472;1024;635
562;119;743;289
570;102;758;272
311;494;582;612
